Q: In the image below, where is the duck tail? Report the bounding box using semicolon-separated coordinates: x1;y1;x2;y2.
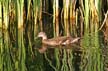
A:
71;37;80;43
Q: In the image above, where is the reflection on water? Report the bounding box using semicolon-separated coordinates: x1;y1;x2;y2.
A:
102;47;108;71
34;43;105;71
80;47;103;71
37;43;81;53
31;32;107;71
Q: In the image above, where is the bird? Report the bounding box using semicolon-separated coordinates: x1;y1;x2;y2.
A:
37;32;80;46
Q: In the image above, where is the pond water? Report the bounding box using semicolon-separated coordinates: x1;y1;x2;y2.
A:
32;41;107;71
30;23;108;71
0;28;108;71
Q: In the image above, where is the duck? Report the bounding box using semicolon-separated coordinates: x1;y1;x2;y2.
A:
37;32;80;46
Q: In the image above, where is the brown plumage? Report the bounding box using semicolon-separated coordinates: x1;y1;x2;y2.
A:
38;32;80;46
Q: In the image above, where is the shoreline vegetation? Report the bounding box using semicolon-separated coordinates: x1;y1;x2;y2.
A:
0;0;108;71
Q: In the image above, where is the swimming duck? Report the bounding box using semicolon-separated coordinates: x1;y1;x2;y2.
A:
37;32;80;46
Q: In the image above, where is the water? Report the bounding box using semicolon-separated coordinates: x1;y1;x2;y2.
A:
33;43;105;71
0;29;107;71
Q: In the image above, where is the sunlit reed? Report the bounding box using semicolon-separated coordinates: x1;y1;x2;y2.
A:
0;0;107;71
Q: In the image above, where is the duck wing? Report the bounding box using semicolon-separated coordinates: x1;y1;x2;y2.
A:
42;36;68;46
70;37;80;43
61;37;80;45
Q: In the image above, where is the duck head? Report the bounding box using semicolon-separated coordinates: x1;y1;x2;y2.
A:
37;32;47;40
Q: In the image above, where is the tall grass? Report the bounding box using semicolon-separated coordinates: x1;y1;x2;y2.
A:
53;0;60;70
0;0;107;71
52;0;77;71
0;1;3;69
16;0;26;70
80;0;104;71
0;0;2;28
0;0;13;71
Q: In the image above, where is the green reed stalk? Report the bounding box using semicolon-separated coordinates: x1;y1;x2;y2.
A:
18;29;26;71
17;0;24;29
1;0;13;71
0;1;2;28
39;0;43;31
33;0;41;35
67;0;78;71
33;0;45;70
63;0;70;36
3;31;13;71
27;0;31;19
26;0;34;60
0;36;3;71
94;0;101;47
81;0;103;70
53;0;59;36
2;0;9;29
0;1;3;68
69;0;76;35
84;0;89;31
53;0;62;70
95;0;102;21
62;0;75;71
15;0;26;71
82;0;90;47
69;0;73;35
61;1;74;71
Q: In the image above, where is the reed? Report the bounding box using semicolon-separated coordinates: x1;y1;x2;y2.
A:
53;0;59;36
0;0;107;71
69;0;77;36
0;1;3;68
81;0;90;47
0;0;13;71
63;0;70;36
2;0;9;29
0;1;2;28
61;1;70;71
15;0;26;70
53;0;60;70
80;0;104;70
33;0;40;35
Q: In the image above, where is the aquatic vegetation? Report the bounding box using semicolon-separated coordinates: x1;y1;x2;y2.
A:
0;0;108;71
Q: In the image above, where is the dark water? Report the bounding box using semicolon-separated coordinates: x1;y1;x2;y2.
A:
31;42;107;71
0;29;108;71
